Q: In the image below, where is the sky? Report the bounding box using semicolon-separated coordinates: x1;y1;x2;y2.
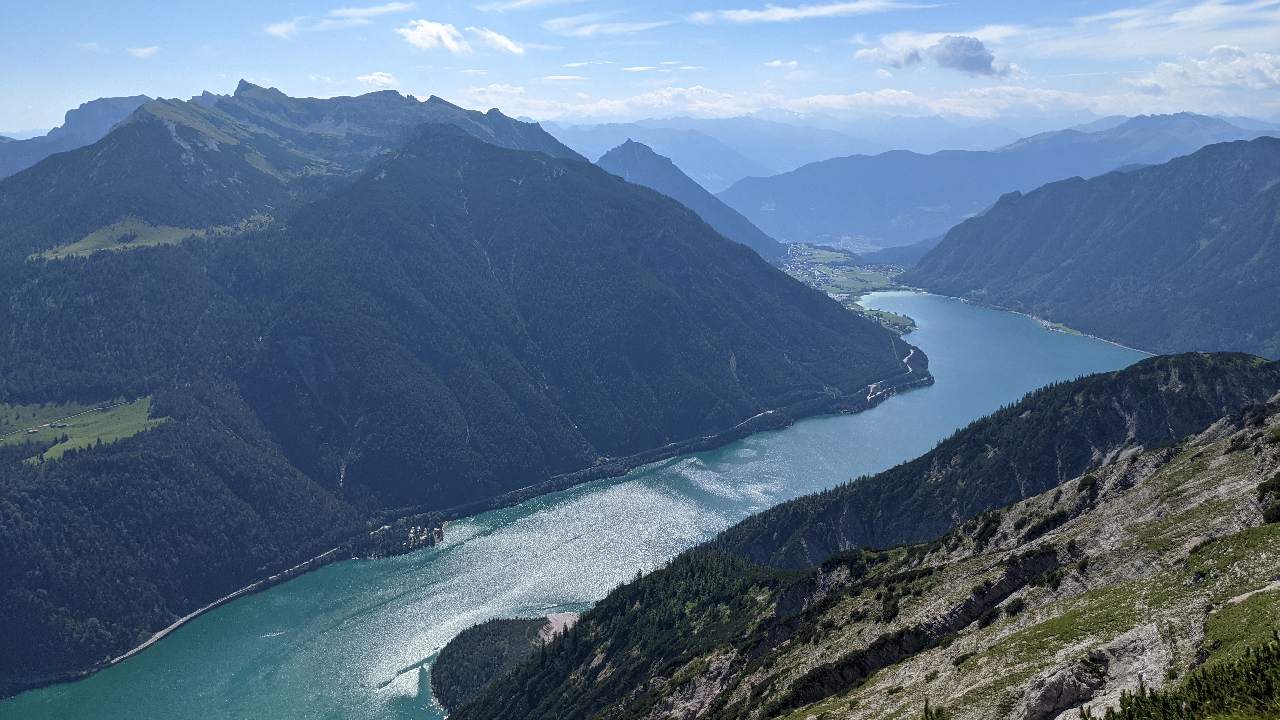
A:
2;0;1280;134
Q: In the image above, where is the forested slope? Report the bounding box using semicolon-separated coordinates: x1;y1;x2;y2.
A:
905;138;1280;358
0;102;918;694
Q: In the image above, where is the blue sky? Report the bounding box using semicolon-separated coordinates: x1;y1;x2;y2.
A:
3;0;1279;133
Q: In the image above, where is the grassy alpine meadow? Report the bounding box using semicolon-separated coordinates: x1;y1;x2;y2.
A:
0;397;167;462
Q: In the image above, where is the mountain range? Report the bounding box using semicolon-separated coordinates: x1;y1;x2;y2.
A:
905;137;1280;359
0;84;920;696
0;95;150;179
718;113;1270;250
597;140;786;262
548;116;883;192
447;353;1280;719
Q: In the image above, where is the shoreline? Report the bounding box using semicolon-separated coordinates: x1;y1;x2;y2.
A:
5;347;933;700
881;287;1156;356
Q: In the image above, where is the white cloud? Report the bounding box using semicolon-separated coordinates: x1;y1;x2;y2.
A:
564;60;612;68
397;20;473;52
466;83;527;106
461;84;769;121
266;19;308;38
1134;45;1280;91
623;66;657;72
357;71;398;88
126;46;160;59
479;0;583;10
330;2;415;19
855;25;1024;77
267;3;414;39
466;26;525;54
543;13;672;37
690;0;932;24
988;0;1280;61
764;59;799;68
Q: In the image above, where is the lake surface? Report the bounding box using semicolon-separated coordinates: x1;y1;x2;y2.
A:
0;292;1146;720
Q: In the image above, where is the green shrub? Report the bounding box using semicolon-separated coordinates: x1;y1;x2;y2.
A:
1079;635;1280;719
1005;598;1026;616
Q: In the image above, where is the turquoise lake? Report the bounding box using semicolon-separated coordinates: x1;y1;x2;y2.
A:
0;292;1147;720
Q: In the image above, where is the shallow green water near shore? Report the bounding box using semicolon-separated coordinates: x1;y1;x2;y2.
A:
0;292;1146;720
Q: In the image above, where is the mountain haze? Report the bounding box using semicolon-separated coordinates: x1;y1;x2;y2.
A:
719;113;1267;249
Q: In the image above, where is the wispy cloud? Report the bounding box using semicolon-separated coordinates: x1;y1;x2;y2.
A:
331;2;415;18
543;12;673;37
478;0;583;10
126;46;160;59
690;0;932;24
267;2;415;39
467;26;525;54
397;19;473;52
357;71;398;88
764;59;799;68
623;66;657;72
543;74;588;81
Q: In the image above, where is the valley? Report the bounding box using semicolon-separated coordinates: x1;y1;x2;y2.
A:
3;9;1279;715
0;292;1146;719
781;245;915;334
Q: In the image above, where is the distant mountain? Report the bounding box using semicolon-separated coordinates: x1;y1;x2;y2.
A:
718;113;1266;249
637;116;883;174
0;82;582;262
905;137;1280;358
0;95;149;178
837;114;1023;153
996;112;1258;159
452;353;1280;720
1217;115;1280;132
0;109;920;694
1069;115;1131;133
597;140;785;261
858;235;943;266
544;122;772;192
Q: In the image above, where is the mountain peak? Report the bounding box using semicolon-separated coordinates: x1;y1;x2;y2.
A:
233;79;288;101
598;138;786;261
1116;112;1241;132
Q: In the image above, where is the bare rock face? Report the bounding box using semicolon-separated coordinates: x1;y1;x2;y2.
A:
1022;651;1108;720
643;653;739;720
1072;624;1181;717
